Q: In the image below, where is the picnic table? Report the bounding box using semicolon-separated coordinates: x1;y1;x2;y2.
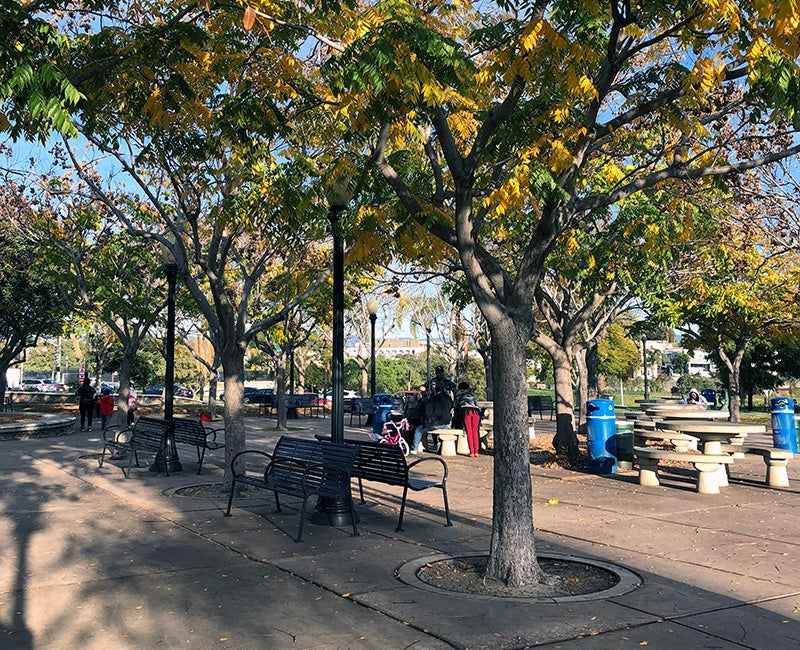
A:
645;407;731;420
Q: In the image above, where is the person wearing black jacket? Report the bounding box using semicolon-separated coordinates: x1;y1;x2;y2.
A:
410;384;453;454
76;376;96;432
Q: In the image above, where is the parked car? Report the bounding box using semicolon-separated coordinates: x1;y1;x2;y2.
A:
143;384;194;398
42;379;67;392
20;379;48;392
221;387;274;403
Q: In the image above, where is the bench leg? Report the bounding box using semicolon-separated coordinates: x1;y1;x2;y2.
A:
396;486;409;532
441;486;452;527
764;458;790;487
296;496;309;542
637;457;660;486
225;480;237;516
694;462;721;494
196;447;206;475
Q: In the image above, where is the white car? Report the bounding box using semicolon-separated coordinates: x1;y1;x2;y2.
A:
343;390;361;399
20;379;48;392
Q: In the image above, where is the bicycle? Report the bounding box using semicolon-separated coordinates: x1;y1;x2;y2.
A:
368;415;411;457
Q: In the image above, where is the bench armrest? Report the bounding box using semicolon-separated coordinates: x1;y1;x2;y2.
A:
231;449;273;475
407;456;449;481
202;423;225;448
104;427;134;445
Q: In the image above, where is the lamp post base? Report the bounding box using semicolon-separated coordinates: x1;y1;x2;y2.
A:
310;495;359;528
149;440;182;474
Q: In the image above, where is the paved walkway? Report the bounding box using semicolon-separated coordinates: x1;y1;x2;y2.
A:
1;414;798;649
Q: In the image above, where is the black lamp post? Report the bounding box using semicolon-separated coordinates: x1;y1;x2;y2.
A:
423;315;432;391
642;337;650;401
312;176;355;527
367;297;378;398
151;236;182;474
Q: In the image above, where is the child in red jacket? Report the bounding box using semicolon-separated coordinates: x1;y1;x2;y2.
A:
97;387;115;431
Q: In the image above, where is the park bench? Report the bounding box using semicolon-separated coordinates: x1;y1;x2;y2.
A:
633;446;733;494
528;395;555;420
98;416;172;478
262;393;319;419
349;397;374;427
251;392;274;417
719;443;793;487
316;435;451;532
171;417;225;474
225;436;360;542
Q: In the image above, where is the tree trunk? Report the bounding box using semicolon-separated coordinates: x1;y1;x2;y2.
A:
729;363;742;422
485;319;547;586
574;348;589;433
221;353;246;492
275;352;288;430
478;347;493;401
551;350;579;457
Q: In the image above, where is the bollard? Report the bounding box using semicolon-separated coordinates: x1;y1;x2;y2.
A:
372;393;393;435
615;420;634;470
586;399;616;473
771;397;798;453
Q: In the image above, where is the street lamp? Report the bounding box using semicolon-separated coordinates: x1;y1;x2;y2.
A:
642;337;650;401
423;315;433;391
311;173;355;528
367;297;378;398
151;234;182;474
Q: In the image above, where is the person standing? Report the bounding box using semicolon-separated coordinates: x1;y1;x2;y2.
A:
454;381;481;457
427;365;456;398
97;387;115;431
76;376;96;432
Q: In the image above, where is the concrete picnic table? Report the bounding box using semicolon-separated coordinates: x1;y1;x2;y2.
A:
655;419;768;487
645;407;731;420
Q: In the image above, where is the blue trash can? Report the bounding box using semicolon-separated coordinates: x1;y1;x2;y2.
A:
586;399;616;473
373;393;393;435
771;397;798;453
700;388;717;408
615;420;634;470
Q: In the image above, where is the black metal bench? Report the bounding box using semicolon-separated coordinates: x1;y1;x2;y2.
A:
250;392;274;417
261;393;318;418
528;395;555;420
316;435;451;531
2;393;11;412
225;436;360;542
349;397;374;427
98;416;172;478
171;417;225;474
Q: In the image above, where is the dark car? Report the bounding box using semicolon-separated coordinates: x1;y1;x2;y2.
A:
221;387;274;404
143;384;194;399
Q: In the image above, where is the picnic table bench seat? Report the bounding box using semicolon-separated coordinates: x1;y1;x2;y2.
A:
634;445;733;494
171;417;225;474
98;416;172;478
316;435;452;531
225;436;360;542
719;443;793;487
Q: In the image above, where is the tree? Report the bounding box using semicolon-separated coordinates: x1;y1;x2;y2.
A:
309;0;800;586
0;188;67;403
597;323;640;384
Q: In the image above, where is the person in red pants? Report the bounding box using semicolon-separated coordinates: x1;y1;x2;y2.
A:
454;381;481;457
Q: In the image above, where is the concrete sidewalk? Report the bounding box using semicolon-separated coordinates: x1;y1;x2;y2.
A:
1;414;798;649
